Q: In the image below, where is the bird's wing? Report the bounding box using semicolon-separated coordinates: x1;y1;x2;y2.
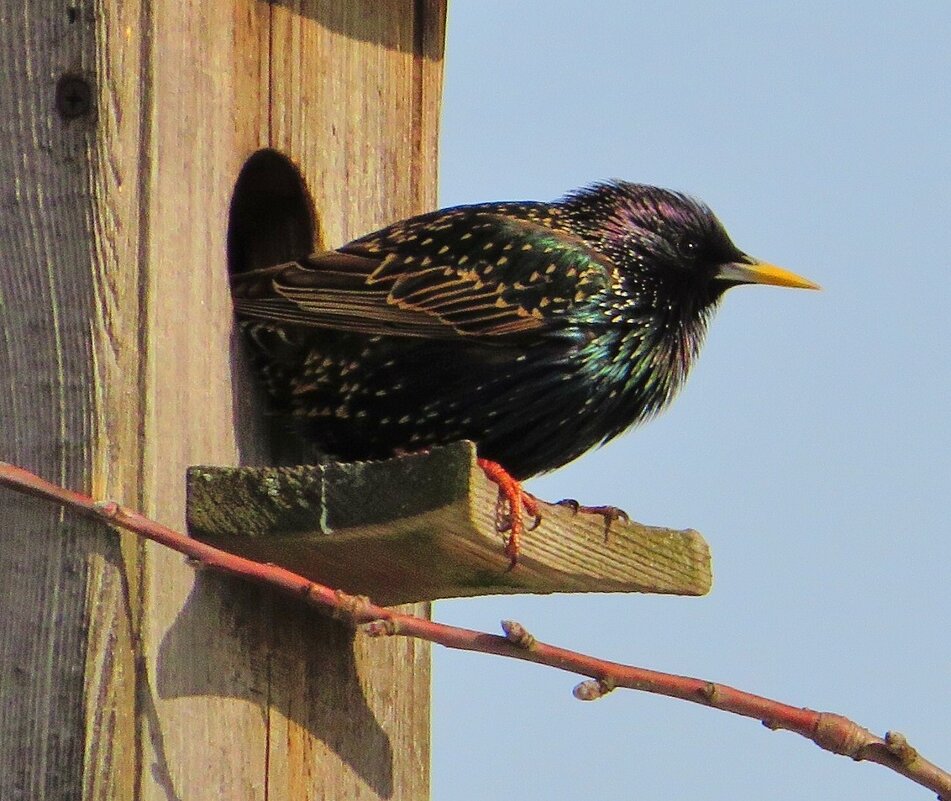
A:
231;209;612;340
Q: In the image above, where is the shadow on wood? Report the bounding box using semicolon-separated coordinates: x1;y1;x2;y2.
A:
187;441;713;605
155;574;394;797
271;1;446;59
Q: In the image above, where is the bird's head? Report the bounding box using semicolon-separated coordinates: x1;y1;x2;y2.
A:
561;181;819;316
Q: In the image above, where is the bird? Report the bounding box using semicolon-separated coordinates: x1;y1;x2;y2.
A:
232;181;819;563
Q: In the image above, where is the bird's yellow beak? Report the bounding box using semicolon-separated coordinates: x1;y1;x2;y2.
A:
716;260;821;290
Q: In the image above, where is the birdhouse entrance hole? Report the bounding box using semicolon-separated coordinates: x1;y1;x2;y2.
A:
228;149;317;276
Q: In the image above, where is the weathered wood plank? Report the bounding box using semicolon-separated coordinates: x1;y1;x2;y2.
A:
260;4;445;798
0;2;142;799
186;442;713;605
136;2;273;799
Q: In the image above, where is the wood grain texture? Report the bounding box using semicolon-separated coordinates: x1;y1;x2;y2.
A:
0;2;445;799
137;2;273;799
186;442;713;604
0;2;142;799
259;4;446;798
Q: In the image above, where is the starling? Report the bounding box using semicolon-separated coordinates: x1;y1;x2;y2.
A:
233;181;818;560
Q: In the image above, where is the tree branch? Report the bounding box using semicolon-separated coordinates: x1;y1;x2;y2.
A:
1;460;947;799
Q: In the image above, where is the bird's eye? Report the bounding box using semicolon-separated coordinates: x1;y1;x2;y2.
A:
677;236;702;260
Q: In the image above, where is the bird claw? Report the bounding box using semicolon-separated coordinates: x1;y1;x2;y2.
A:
526;505;542;531
477;458;540;566
555;497;580;514
555;499;629;541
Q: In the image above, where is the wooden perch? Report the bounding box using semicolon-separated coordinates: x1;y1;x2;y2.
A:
186;441;712;605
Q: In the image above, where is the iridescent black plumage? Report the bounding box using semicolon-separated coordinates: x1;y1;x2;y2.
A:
232;181;817;478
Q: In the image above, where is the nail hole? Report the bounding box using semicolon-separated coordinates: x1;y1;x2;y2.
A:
55;74;92;119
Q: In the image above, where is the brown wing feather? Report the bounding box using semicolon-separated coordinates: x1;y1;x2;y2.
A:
231;208;612;339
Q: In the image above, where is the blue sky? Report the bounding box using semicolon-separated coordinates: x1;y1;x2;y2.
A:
432;3;950;799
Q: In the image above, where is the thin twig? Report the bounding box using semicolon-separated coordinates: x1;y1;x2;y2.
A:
1;460;948;799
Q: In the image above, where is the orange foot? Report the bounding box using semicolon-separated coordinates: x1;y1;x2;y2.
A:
477;458;541;567
555;499;629;541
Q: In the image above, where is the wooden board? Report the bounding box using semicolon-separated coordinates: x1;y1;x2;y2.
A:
187;442;713;605
0;3;144;799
